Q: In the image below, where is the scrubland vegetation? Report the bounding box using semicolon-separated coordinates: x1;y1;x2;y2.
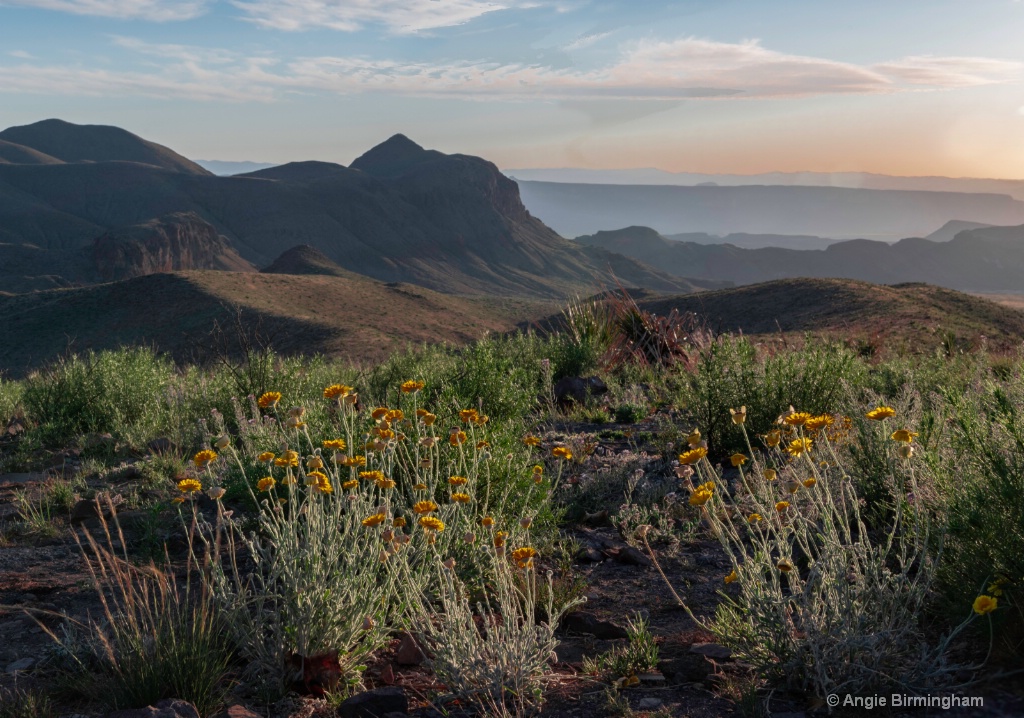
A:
0;295;1021;717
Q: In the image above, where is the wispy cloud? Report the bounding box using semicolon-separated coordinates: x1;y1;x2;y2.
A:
230;0;533;33
0;0;206;21
563;31;613;51
8;50;34;59
0;36;1018;103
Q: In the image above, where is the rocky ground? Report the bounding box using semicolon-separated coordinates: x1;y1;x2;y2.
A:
1;419;1022;718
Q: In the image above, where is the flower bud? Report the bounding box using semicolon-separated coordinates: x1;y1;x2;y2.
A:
214;435;230;450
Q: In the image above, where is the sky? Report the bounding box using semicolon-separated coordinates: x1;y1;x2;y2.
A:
2;0;1024;177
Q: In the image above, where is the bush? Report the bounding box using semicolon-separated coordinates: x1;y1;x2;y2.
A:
643;407;980;697
23;348;173;448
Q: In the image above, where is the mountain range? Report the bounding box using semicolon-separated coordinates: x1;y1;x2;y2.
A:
0;119;702;298
517;180;1024;240
574;225;1024;292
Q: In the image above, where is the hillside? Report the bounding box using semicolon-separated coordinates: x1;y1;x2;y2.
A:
0;119;209;174
0;123;702;299
519;181;1024;240
635;278;1024;351
261;244;361;278
574;224;1024;292
0;270;551;377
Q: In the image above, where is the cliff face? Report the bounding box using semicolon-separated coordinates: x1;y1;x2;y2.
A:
93;212;255;281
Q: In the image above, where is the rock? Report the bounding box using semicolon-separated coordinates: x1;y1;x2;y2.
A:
637;697;663;710
553;376;609;408
658;656;713;683
148;437;175;455
6;657;34;673
576;547;604;563
638;672;665;684
689;643;732;660
70;494;123;523
582;510;610;526
105;700;200;718
223;706;262;718
338;687;408;718
394;632;425;666
6;419;25;436
612;546;652;567
560;611;629;639
0;472;46;487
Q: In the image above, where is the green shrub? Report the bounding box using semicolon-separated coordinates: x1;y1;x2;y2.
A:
0;377;23;424
23;348;173;448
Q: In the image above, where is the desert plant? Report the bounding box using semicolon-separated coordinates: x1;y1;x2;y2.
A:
44;499;232;715
0;684;55;718
583;613;659;681
401;531;584;716
642;404;985;697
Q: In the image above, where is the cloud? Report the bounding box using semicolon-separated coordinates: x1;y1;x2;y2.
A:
563;31;612;51
0;36;1018;104
8;50;34;59
230;0;532;33
873;55;1022;88
0;0;206;21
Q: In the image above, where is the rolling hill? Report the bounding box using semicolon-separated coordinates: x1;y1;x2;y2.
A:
0;269;552;378
0;122;704;299
574;224;1024;292
631;278;1024;353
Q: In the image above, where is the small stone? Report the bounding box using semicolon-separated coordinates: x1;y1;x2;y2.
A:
394;633;425;666
105;699;200;718
612;546;652;567
637;697;663;710
20;593;38;603
6;657;34;673
338;687;407;718
224;706;262;718
560;611;629;639
576;547;604;563
689;643;732;660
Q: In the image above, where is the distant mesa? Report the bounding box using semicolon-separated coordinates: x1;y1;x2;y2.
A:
262;244;356;278
0;118;210;174
925;219;993;243
93;212;255;282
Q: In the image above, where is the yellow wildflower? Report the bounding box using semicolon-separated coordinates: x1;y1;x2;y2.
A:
307;456;324;471
973;595;998;615
448;475;468;486
866;406;896;421
362;513;387;528
413;500;438;514
804;414;834;432
257;477;276;492
459;408;479;423
783;412;812;427
323;384;353;400
342;479;358;490
323;439;347;451
552;446;573;461
393;517;407;528
775;501;790;512
257;391;281;409
724;570;738;584
511;546;538;569
764;430;782;448
413;482;428;491
786;438;813;457
747;513;762;523
777;559;794;573
686;429;702;447
193;450;217;468
375;477;396;490
890;429;918;443
401;380;425;393
802;477;817;488
764;469;777;481
481;516;495;527
522;435;542;447
177;478;202;494
678;447;708;465
729;406;747;425
451;492;471;503
257;451;275;463
419;516;445;532
730;453;747;467
449;431;467;446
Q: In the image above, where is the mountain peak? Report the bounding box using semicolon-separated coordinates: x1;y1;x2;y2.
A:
350;133;439;178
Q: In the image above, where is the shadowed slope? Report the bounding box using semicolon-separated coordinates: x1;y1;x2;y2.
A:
0;270;551;377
